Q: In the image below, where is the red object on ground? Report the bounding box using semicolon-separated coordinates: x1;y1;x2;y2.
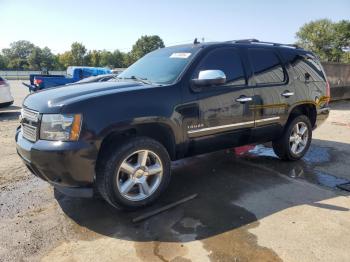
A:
233;145;256;155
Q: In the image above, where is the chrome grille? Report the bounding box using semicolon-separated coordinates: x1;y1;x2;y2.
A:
22;123;38;142
22;108;39;122
21;108;39;142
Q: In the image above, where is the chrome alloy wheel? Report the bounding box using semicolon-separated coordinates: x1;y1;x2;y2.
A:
289;122;309;155
116;150;163;201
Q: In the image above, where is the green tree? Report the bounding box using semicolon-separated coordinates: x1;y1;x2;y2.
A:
70;42;86;65
113;50;127;68
58;51;73;68
296;19;350;62
130;35;164;63
28;47;43;70
333;20;350;62
0;54;9;69
122;53;134;67
52;54;64;70
86;50;102;67
100;50;114;68
2;40;35;69
23;45;55;70
40;47;55;70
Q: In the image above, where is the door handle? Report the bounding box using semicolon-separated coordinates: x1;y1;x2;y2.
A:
235;96;253;103
281;91;294;98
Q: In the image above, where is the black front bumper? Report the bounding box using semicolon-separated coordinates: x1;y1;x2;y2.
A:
15;128;97;198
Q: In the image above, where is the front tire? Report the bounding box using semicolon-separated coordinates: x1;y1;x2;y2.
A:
272;115;312;161
96;137;171;209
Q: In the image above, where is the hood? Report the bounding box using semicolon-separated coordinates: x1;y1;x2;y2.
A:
23;81;151;113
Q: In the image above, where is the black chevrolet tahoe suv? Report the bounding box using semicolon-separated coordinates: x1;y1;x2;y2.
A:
16;39;330;209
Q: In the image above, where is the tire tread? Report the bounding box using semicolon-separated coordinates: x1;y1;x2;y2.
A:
96;136;171;210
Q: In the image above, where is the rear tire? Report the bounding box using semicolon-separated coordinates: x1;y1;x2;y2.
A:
272;115;312;161
96;136;171;209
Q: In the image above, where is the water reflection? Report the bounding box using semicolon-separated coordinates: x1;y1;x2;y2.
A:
235;143;350;191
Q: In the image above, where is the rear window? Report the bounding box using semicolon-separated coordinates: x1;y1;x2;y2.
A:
248;48;286;85
290;54;326;82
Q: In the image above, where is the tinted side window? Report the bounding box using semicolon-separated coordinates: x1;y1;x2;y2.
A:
248;48;286;85
288;53;325;82
193;48;246;86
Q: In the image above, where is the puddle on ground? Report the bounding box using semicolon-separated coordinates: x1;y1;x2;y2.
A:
237;144;350;191
53;151;286;261
133;206;281;262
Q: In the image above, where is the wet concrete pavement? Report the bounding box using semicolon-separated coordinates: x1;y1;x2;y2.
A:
1;81;350;261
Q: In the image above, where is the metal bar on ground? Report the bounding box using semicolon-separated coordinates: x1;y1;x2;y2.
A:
132;193;198;223
337;183;350;192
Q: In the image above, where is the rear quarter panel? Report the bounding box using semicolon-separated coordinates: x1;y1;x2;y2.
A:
280;49;329;124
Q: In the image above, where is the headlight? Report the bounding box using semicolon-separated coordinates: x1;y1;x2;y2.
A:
40;114;82;141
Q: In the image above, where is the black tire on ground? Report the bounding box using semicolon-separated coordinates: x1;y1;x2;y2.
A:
96;136;171;209
272;115;312;161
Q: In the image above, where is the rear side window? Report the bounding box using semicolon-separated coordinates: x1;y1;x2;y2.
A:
248;48;286;85
289;54;326;82
193;48;246;86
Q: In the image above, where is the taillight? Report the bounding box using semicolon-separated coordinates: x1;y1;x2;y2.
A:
34;78;43;86
326;80;331;103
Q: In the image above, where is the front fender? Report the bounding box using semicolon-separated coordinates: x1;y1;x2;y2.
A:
98;116;181;144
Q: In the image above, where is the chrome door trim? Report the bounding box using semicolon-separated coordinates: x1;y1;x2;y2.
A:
187;116;281;135
188;121;254;134
255;116;280;123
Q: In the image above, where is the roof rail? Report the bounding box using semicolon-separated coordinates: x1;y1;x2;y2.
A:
231;39;259;43
230;39;300;49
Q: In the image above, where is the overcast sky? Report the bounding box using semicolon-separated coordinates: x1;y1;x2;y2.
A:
1;0;349;54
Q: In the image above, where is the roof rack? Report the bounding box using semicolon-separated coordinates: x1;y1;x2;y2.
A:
230;39;300;49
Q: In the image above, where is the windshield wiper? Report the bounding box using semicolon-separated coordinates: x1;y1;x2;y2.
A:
118;75;153;85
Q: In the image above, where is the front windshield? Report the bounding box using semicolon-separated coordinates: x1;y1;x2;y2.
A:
118;46;200;85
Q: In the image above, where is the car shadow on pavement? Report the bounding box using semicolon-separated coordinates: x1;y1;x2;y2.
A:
330;100;350;111
0;111;20;121
55;146;349;244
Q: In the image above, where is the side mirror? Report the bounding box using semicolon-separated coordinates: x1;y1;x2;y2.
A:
191;70;226;87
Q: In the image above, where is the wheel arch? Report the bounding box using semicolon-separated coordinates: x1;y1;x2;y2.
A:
287;103;317;128
96;122;177;171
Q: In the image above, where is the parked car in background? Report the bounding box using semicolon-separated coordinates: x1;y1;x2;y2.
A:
16;39;330;209
0;77;14;108
71;74;119;84
23;66;111;92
